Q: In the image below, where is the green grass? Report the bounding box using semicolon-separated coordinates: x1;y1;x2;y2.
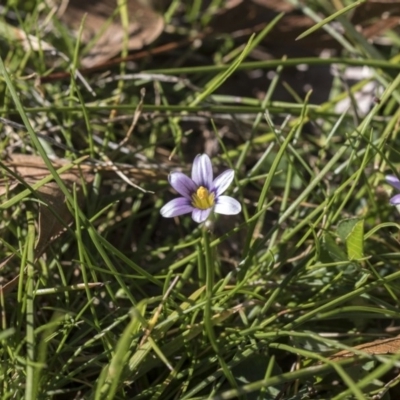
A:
2;0;400;399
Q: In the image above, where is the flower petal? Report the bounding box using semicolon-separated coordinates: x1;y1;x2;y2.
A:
211;169;234;197
386;175;400;191
192;207;212;223
390;194;400;205
160;197;193;218
214;196;241;215
191;154;213;188
169;172;197;199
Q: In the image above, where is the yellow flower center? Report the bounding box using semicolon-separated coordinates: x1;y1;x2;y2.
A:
191;186;215;210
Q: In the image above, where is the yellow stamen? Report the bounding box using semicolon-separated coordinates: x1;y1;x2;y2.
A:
192;186;215;210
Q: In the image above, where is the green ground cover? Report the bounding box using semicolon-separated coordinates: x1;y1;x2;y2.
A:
2;0;400;399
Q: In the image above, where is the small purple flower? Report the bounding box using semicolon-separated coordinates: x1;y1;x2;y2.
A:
160;154;241;223
386;175;400;205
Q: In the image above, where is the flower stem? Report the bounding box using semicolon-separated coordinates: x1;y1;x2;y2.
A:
202;227;214;294
202;226;238;391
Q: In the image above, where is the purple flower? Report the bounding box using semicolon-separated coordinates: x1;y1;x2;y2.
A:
386;175;400;205
160;154;241;223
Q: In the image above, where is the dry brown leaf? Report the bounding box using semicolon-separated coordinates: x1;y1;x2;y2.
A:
53;0;164;67
352;0;400;25
0;271;21;297
0;20;58;53
351;0;400;40
329;336;400;361
0;153;167;295
2;153;166;182
250;0;295;12
0;154;166;274
0;254;21;296
210;0;339;51
35;181;81;255
1;154;100;253
1;154;86;183
0;155;94;295
361;16;400;40
212;0;400;51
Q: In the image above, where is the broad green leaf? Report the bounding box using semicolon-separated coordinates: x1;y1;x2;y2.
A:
320;232;347;263
337;218;364;259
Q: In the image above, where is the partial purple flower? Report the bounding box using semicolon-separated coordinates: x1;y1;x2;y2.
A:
160;154;241;223
386;175;400;205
